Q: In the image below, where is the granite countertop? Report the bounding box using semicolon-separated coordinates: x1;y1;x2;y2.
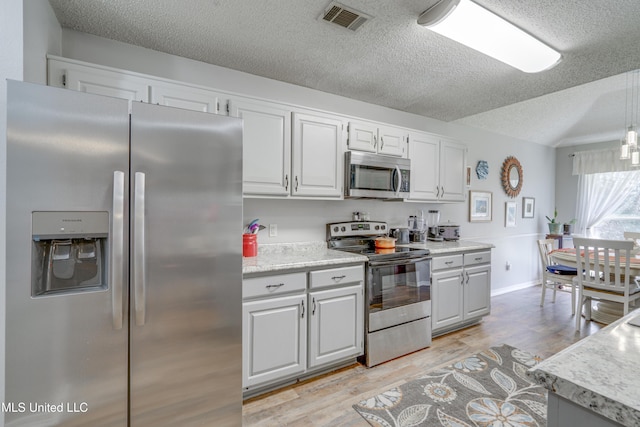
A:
242;242;367;275
528;308;640;426
400;240;494;254
242;240;493;275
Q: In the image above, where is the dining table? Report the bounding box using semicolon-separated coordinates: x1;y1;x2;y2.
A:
550;245;640;324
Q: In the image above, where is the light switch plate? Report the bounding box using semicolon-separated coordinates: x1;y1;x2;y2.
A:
269;224;277;237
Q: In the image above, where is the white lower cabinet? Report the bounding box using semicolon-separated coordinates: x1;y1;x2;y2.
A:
432;266;464;330
431;251;491;335
242;293;307;388
308;284;363;368
242;265;364;395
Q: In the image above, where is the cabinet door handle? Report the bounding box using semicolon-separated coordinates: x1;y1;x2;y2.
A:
285;174;289;191
332;275;346;281
436;186;441;198
441;187;445;197
466;272;470;284
373;136;377;149
460;273;465;285
312;297;316;315
301;300;305;318
266;283;284;290
475;257;483;261
295;176;299;192
445;261;454;265
380;137;384;149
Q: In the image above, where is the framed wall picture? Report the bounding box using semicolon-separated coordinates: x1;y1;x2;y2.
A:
469;190;492;222
522;197;535;218
505;201;517;227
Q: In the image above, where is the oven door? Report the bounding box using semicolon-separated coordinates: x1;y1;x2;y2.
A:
367;256;431;332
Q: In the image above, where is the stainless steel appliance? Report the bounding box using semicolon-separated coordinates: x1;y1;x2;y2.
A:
344;151;411;200
327;221;431;367
439;224;461;241
389;227;410;244
427;209;444;241
409;210;427;243
6;81;243;426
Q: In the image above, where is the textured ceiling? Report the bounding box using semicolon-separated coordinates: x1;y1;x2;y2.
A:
48;0;640;146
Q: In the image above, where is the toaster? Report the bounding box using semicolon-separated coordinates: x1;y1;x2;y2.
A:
438;225;460;241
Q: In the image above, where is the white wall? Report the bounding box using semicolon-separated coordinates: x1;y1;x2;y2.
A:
23;0;62;84
1;1;24;423
58;29;555;294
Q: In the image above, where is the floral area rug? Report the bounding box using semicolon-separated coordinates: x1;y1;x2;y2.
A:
353;344;546;427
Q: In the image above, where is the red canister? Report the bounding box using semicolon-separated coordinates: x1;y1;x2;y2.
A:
243;233;258;257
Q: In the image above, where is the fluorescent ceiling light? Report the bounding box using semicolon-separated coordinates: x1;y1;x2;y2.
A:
418;0;561;73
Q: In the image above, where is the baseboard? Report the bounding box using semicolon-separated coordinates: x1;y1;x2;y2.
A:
491;281;538;297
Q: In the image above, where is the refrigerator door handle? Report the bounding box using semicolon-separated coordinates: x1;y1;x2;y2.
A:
112;171;125;330
134;172;147;326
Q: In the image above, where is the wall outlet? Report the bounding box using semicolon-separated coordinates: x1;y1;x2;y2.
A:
505;261;511;271
269;224;277;237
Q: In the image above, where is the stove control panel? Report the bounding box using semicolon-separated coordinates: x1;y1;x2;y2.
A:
326;221;387;238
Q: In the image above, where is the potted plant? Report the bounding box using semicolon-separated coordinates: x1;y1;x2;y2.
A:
563;219;577;235
546;209;563;235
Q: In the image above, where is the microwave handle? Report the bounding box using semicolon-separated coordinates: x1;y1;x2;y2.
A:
394;165;402;197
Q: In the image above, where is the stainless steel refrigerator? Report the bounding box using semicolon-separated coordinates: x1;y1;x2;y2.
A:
5;81;243;426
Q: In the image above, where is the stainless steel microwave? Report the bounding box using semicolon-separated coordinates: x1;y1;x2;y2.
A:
344;151;411;200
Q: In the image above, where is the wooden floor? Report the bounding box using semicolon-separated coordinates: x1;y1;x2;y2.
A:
242;285;603;426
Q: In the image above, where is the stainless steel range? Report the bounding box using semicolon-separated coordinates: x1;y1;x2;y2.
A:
327;221;432;367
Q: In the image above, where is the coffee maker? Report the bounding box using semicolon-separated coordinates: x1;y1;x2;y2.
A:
427;210;443;241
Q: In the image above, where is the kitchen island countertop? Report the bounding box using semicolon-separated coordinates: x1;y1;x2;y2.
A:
528;308;640;426
242;240;493;275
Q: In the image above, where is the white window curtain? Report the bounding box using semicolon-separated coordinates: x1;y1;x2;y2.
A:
573;148;639;235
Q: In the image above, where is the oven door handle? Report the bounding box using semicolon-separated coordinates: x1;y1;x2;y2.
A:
369;256;431;268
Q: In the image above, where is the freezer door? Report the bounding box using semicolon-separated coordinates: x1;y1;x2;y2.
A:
5;81;130;426
129;102;243;426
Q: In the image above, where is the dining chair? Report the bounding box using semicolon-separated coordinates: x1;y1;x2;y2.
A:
574;236;640;332
624;231;640;247
537;239;577;314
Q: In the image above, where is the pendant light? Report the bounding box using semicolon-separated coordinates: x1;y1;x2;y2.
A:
621;69;640;162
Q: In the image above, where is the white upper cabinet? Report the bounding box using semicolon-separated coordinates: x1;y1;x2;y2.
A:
408;132;440;200
291;111;345;198
230;98;291;197
348;121;407;158
408;132;467;202
49;57;228;114
150;83;227;115
53;62;150;102
439;138;467;202
347;121;377;153
378;125;407;157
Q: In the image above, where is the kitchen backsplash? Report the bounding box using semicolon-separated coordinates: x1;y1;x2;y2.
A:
243;198;466;244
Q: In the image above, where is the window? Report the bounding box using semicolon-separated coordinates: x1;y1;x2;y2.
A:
589;170;640;239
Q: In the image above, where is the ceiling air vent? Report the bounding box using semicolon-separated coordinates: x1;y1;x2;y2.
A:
320;2;371;32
